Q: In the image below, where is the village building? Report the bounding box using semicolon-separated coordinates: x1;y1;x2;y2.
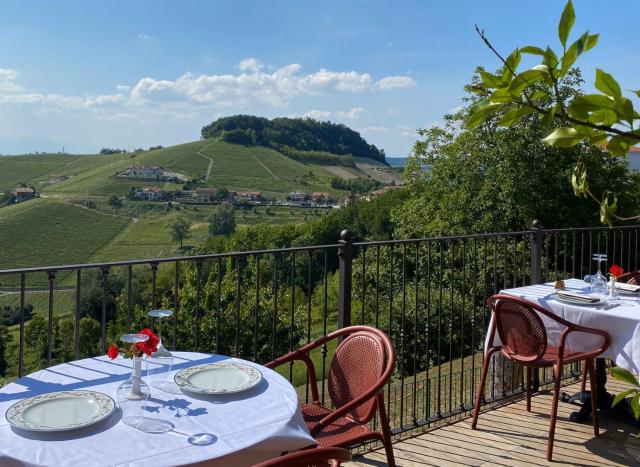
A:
288;191;306;203
127;165;164;180
310;192;331;204
195;187;217;203
133;187;167;201
12;187;36;203
238;191;262;202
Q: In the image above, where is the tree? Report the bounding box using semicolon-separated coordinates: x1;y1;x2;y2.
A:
208;203;236;236
0;326;11;376
79;316;102;358
168;216;191;249
107;194;122;208
393;69;640;239
469;0;640;224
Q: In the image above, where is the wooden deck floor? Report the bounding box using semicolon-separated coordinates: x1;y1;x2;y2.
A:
348;379;640;466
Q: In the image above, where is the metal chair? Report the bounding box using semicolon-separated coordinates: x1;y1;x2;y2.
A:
252;447;352;467
616;270;640;285
266;326;396;467
471;295;611;461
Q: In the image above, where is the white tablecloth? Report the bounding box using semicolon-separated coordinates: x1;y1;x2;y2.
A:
0;352;315;467
485;279;640;373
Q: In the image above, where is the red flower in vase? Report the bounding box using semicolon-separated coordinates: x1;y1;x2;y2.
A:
107;344;120;360
609;264;624;279
134;328;159;356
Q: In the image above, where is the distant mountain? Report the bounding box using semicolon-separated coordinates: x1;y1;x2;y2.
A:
386;157;408;168
201;115;386;163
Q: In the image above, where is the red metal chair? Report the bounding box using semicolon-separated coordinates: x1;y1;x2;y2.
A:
266;326;396;467
616;270;640;285
471;295;610;462
252;447;352;467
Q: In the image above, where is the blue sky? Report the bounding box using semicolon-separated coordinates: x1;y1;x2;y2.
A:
0;1;638;156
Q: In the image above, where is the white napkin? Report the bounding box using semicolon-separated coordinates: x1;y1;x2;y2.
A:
615;282;640;292
555;290;600;303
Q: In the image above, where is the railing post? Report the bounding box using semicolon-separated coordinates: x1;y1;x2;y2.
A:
338;229;354;330
530;219;543;286
530;219;543;391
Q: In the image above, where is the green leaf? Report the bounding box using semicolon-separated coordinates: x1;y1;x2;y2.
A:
614;97;635;124
612;388;638;408
543;127;583;147
600;191;618;226
608;136;639;157
635;90;640;99
521;46;545;56
540;106;557;135
542;47;559;69
530;90;549;100
632;394;640;420
561;32;599;76
490;88;514;103
479;71;503;89
571;160;589;197
466;99;502;129
496;107;536;127
502;49;522;82
568;94;616;120
588;110;618;127
587;130;609;146
558;0;575;48
595;68;622;97
508;69;547;96
582;33;599;53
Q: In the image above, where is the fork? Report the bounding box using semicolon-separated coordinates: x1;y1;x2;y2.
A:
596;303;620;310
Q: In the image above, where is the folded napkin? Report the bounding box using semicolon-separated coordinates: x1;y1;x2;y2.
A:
615;282;640;292
555;291;600;303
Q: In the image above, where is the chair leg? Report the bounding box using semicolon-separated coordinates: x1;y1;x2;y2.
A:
472;349;494;430
581;363;587;393
587;359;600;436
547;363;562;462
377;394;396;467
526;366;532;412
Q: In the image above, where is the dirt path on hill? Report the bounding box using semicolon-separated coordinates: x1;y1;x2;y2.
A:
196;141;218;181
250;153;280;180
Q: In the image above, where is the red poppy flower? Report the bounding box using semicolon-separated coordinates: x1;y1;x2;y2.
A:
609;264;625;278
134;328;159;356
107;344;120;360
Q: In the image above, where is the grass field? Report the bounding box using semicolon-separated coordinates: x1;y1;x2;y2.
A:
0;289;76;320
0;198;130;283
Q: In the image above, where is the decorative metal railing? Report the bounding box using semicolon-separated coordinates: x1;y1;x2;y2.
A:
1;222;639;437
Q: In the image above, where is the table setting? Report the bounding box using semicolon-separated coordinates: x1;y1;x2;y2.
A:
487;255;640;426
0;309;315;467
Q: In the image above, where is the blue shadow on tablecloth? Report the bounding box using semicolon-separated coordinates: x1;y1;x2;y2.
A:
0;354;231;404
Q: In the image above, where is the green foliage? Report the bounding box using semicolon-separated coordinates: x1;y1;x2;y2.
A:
221;128;256;145
278;146;355;167
469;0;639;224
168;216;192;249
611;367;640;421
208;203;236;236
393;70;640;238
201;115;386;162
0;304;33;326
330;177;382;194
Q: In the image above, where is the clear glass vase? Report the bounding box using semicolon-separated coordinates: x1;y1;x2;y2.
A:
117;356;150;426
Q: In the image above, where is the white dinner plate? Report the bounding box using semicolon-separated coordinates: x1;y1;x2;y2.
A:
6;390;115;432
174;362;262;395
552;293;605;306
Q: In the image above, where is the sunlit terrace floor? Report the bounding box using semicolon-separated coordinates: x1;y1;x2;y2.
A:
348;379;640;466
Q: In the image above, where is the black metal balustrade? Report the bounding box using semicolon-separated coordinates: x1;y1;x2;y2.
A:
1;222;639;439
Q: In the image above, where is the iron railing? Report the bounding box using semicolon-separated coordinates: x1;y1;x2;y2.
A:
1;222;639;439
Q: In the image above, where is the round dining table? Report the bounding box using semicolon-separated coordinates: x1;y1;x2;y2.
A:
0;352;316;466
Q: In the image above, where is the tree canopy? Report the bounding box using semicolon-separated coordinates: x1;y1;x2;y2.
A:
393;69;640;238
201;115;386;162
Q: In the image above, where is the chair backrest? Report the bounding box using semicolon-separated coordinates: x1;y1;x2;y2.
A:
252;447;352;467
328;330;388;423
492;298;548;362
617;270;640;285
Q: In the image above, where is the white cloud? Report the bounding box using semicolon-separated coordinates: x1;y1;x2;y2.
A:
238;58;263;72
337;107;363;120
375;76;416;90
116;84;131;91
360;126;390;134
0;68;23;93
137;33;157;41
301;110;332;120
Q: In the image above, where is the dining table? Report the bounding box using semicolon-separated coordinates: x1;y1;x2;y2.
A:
491;278;640;425
0;352;316;466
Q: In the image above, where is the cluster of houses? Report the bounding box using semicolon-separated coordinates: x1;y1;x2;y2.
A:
130;187;264;205
125;165;165;180
287;192;332;205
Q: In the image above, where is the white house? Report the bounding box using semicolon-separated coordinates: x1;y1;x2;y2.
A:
128;165;164;179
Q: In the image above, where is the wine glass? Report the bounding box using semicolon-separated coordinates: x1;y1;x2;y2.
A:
591;253;608;295
146;309;180;393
